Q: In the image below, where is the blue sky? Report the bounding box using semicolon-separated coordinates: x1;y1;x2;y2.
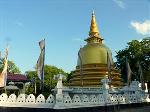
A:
0;0;149;73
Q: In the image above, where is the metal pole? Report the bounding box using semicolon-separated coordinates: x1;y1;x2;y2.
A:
4;86;6;93
42;39;45;92
34;78;37;95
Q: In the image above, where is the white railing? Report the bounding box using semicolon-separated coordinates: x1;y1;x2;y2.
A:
0;92;149;109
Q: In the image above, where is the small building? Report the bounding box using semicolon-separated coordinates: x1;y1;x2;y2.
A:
5;73;30;95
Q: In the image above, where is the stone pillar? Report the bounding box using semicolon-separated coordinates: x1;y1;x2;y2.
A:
53;74;65;109
101;77;110;104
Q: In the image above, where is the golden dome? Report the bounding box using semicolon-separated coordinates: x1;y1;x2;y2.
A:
77;43;113;66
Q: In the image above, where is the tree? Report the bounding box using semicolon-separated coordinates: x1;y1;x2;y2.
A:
25;64;68;97
115;37;150;83
0;58;21;73
65;71;73;83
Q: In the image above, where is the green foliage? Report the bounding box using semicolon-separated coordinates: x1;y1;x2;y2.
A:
0;58;21;73
25;64;68;97
65;71;73;83
115;37;150;82
26;71;37;79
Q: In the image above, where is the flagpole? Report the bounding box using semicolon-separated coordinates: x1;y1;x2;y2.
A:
34;77;37;95
42;39;45;92
4;67;7;94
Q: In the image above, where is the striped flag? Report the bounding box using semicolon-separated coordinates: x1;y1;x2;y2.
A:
107;52;112;82
126;58;132;87
37;39;45;91
0;47;8;88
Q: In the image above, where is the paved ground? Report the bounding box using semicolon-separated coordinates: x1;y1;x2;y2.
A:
0;105;150;112
119;106;150;112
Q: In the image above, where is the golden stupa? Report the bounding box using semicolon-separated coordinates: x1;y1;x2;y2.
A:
69;11;123;87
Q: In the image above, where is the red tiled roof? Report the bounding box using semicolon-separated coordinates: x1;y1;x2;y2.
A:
7;73;29;82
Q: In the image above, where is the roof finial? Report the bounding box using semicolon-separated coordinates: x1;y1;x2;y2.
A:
89;11;99;37
85;11;103;43
92;10;95;16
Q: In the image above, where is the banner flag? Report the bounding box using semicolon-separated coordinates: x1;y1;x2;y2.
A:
37;39;45;91
138;63;145;90
126;58;132;87
0;47;9;88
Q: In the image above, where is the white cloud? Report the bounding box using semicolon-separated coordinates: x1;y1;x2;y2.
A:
113;0;126;9
130;20;150;35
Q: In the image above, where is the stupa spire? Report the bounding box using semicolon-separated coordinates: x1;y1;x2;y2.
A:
85;11;103;43
89;10;99;37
